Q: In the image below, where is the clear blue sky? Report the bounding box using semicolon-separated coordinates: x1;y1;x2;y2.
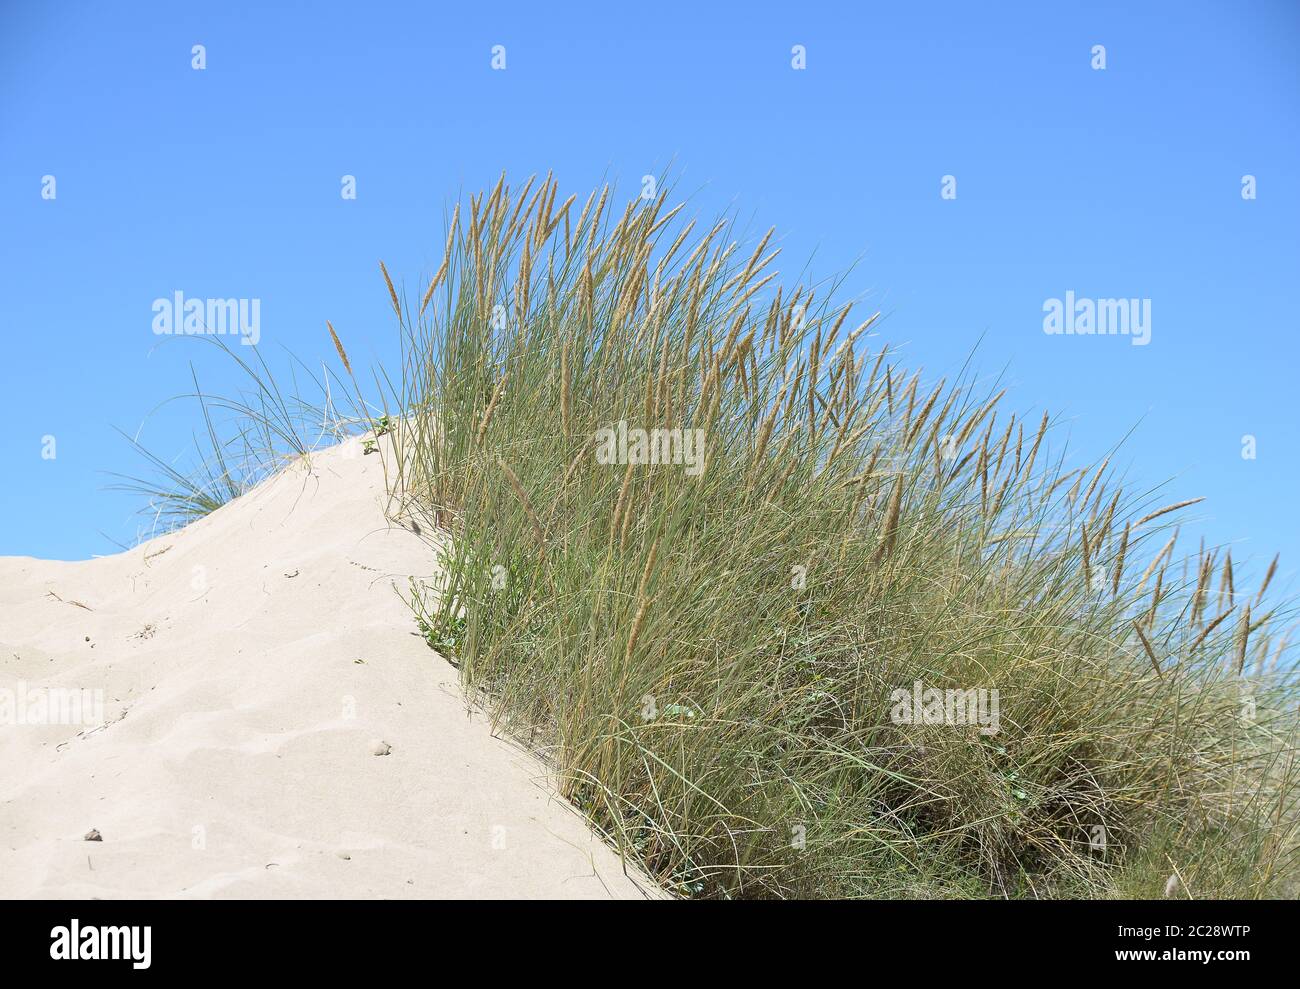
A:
1;1;1296;602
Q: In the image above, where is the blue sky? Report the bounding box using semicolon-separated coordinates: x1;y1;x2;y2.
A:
1;1;1296;601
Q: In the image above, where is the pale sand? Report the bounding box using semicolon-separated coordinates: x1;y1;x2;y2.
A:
0;437;652;899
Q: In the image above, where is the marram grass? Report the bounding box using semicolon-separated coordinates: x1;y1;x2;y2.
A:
138;174;1300;899
378;177;1300;899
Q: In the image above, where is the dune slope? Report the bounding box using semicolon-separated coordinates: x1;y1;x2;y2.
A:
0;437;650;899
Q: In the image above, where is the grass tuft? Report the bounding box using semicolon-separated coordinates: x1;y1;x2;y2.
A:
388;176;1300;898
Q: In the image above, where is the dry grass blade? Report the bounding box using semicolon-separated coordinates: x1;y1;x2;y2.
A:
1134;621;1163;678
1136;497;1204;528
326;320;352;375
498;457;546;552
476;372;510;445
379;260;402;318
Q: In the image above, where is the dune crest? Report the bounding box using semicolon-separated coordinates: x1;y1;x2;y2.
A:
0;437;648;899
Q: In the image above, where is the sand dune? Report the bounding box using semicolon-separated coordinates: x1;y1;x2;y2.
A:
0;437;651;899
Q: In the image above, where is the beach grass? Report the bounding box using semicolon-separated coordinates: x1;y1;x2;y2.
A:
125;174;1300;899
380;175;1300;898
